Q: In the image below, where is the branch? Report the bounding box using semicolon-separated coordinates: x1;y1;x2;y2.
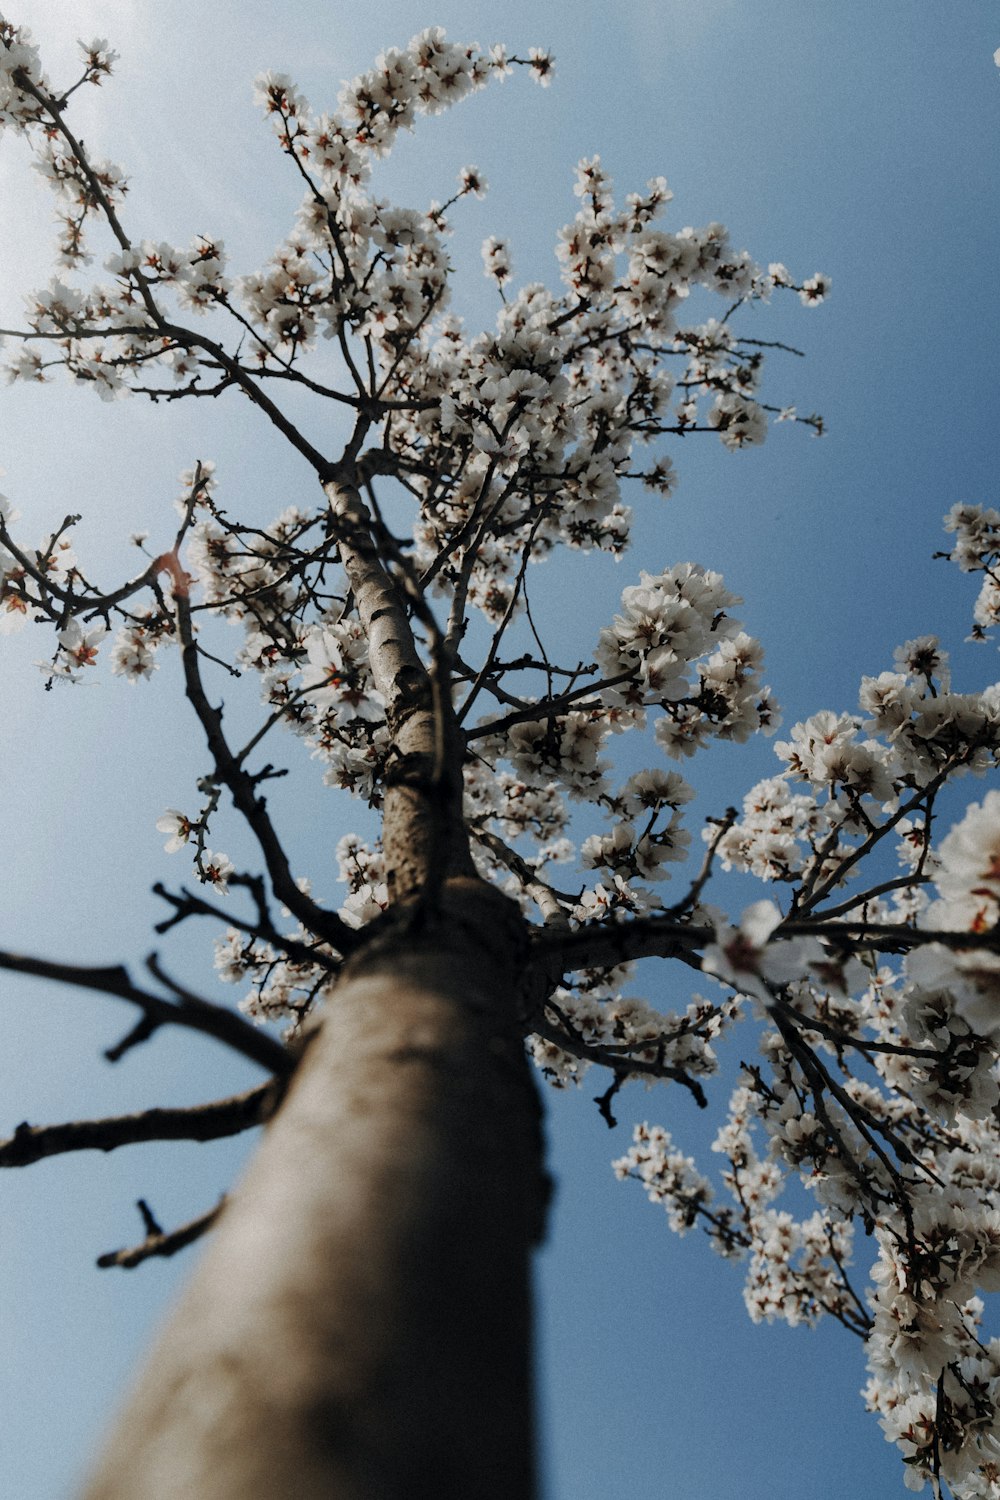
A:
794;758;968;913
473;827;576;926
152;881;338;974
529;911;1000;981
455;519;544;725
0;509;164;617
97;1197;225;1270
12;74;338;479
529;915;713;980
172;585;358;954
531;1016;708;1108
0;947;292;1076
324;467;475;897
0;1084;277;1168
782;919;1000;951
663;808;738;918
594;1072;627;1129
465;671;636;742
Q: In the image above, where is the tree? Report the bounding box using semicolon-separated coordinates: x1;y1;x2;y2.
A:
1;9;998;1499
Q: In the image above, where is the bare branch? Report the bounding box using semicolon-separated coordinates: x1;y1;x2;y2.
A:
97;1197;226;1270
465;671;636;742
0;1084;277;1168
0;947;292;1076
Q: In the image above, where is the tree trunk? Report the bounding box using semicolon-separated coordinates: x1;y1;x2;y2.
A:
84;882;547;1500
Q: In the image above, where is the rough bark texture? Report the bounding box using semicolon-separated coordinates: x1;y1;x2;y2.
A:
83;881;546;1500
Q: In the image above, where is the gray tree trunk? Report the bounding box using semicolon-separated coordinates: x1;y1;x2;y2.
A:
84;881;547;1500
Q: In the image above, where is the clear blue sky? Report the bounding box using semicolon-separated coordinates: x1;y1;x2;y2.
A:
1;3;997;1496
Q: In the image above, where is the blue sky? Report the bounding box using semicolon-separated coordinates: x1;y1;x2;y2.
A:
1;3;998;1496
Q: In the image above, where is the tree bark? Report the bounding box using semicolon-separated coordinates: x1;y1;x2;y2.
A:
83;881;547;1500
324;475;475;900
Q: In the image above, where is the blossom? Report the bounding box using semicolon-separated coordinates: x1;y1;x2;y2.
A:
459;164;487;198
527;48;555;86
341;881;389;928
198;850;234;892
481;235;511;287
111;630;158;681
906;943;1000;1040
156;810;193;853
798;273;831;306
893;634;950;689
702;900;821;1006
300;623;384;727
48;619;108;680
926;790;1000;933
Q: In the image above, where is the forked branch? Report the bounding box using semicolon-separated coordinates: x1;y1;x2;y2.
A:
97;1197;226;1270
0;948;291;1076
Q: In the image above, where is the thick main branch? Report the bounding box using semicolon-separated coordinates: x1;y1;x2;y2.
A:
324;472;475;898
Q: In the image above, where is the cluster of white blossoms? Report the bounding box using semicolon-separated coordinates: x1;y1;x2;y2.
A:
0;24;122;269
530;977;732;1092
5;18;1000;1494
615;1115;865;1326
711;634;1000;906
3;11;827;661
944;503;1000;642
580;769;694;885
618;989;1000;1493
214;920;338;1029
929;791;1000;936
601;508;1000;1491
211;836;388;1025
595;563;778;752
619;786;1000;1492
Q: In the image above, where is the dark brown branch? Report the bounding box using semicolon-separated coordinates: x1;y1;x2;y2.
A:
529;916;713;981
783;919;1000;950
152;882;338;974
0;948;292;1076
531;1017;708;1108
794;759;967;913
97;1197;226;1270
0;1084;277;1168
465;670;637;742
664;808;738;918
733;335;806;357
172;586;358;954
529;911;1000;980
594;1072;626;1129
0;510;162;615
